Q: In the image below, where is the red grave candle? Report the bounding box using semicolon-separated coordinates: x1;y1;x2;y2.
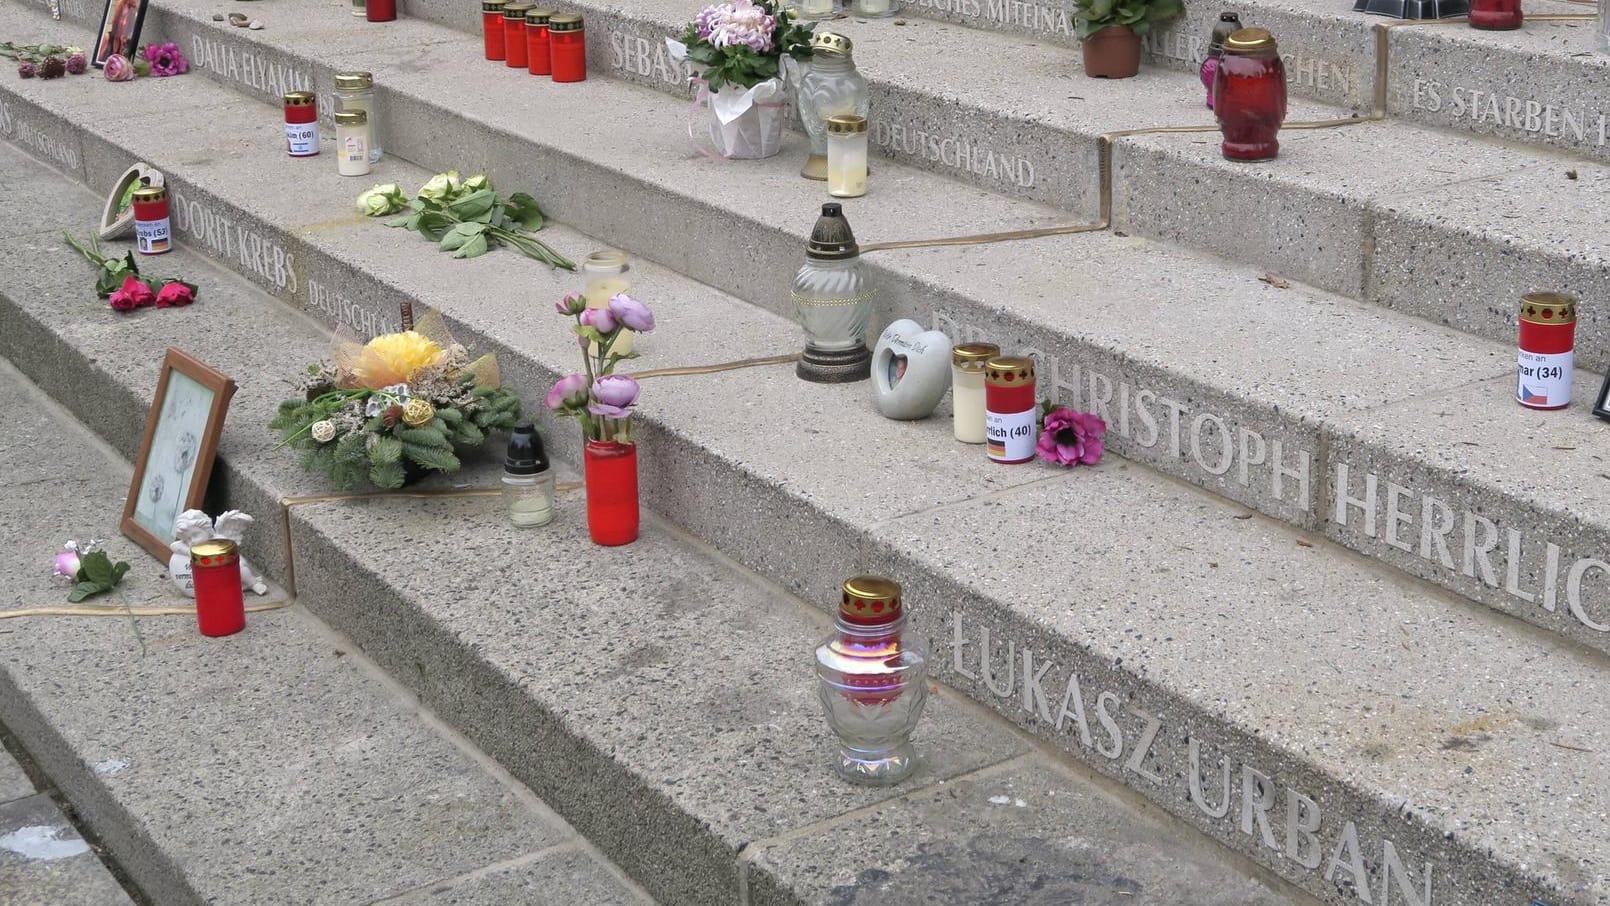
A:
985;355;1037;464
482;0;507;60
131;185;171;255
1213;28;1287;162
190;540;246;637
549;13;586;82
1469;0;1522;29
504;4;531;69
1517;292;1576;410
283;91;319;157
366;0;396;22
525;8;553;76
583;439;638;545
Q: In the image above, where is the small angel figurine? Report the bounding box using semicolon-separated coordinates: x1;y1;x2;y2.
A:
212;511;268;596
168;509;269;597
167;509;214;597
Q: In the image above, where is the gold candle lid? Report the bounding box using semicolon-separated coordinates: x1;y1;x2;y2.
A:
952;342;999;369
481;0;507;10
548;12;583;30
190;538;239;566
985;355;1034;385
840;575;902;624
525;7;554;22
1224;27;1276;53
283;91;316;106
334;71;373;90
1521;291;1577;326
334;110;368;126
826;114;867;135
812;31;852;56
503;2;533;18
131;185;166;203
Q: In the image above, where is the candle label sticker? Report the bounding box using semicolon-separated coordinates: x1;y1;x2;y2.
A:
1517;349;1572;408
343;136;366;162
135;217;171;254
986;407;1036;462
286;122;318;156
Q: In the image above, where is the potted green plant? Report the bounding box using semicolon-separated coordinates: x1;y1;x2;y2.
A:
1074;0;1183;78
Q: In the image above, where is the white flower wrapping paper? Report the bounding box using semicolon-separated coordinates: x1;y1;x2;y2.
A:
667;39;789;159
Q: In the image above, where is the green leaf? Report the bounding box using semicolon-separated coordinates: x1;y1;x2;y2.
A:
67;581;105;603
385;214;416;229
502;193;546;231
414;210;455;241
111;560;131;583
438;221;487;252
79;551;115;587
449;233;490;259
446;188;497;221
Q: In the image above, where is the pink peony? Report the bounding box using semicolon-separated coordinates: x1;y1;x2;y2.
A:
606;293;655;332
1036;406;1105;467
154;282;195;308
545;372;589;410
555;291;585;316
102;54;133;82
108;275;155;311
579;305;617;334
587;374;640;418
142;42;188;77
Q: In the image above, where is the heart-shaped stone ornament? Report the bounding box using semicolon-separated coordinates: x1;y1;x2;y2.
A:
98;163;164;241
871;319;953;420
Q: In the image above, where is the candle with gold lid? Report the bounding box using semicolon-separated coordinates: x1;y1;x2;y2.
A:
826;114;868;198
814;575;928;785
1213;28;1287;162
583;250;634;356
482;0;508;59
950;342;998;443
504;3;533;68
985;355;1036;463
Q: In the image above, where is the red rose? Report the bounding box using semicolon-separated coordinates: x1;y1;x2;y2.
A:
155;282;195;308
108;275;154;311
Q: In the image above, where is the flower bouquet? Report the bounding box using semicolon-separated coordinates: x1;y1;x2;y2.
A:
356;172;574;270
64;232;197;311
270;310;521;489
667;0;814;159
546;290;656;545
1;42;86;78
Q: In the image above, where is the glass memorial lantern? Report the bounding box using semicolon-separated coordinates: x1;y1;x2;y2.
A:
796;31;870;181
791;203;875;383
814;575;929;785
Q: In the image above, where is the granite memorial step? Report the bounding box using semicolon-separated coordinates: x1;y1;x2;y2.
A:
22;0;1610;331
2;103;1608;906
0;357;657;905
0;743;135;905
0;149;1317;906
2;24;1607;664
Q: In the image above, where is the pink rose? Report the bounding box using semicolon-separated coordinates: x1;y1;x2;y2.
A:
154;282;194;308
108;275;154;311
102;54;134;82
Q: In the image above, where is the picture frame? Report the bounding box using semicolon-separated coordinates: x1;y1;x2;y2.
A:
121;348;236;562
1595;372;1610;423
92;0;149;68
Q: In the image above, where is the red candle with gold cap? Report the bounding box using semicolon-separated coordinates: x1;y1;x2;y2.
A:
1517;292;1576;410
1213;28;1287;162
985;356;1037;464
190;539;246;637
814;575;929;785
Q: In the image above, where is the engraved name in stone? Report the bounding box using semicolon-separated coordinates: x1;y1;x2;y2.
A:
169;192;299;293
1411;79;1609;147
934;311;1610;632
1144;32;1355;95
0;102;80;172
950;616;1438;905
873;122;1037;189
306;279;386;339
608;31;693;93
906;0;1075;37
190;35;313;99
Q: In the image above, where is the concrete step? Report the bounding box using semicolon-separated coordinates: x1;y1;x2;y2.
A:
0;368;655;905
0;14;1605;662
0;747;134;906
1;86;1607;906
0;148;1316;906
22;0;1610;340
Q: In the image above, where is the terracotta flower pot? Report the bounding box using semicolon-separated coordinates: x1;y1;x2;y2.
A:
1082;25;1142;79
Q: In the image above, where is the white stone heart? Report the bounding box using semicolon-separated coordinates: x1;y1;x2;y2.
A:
871;319;953;420
98;163;163;241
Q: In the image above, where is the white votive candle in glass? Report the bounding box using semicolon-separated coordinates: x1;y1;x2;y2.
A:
950;343;998;443
826;114;868;198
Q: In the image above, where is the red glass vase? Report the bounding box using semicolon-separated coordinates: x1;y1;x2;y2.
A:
584;439;638;546
1469;0;1522;29
1213;28;1287;162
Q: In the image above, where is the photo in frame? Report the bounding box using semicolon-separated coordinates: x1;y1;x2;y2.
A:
1595;372;1610;423
92;0;148;67
121;348;236;562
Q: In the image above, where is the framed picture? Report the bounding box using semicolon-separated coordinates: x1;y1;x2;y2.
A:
92;0;148;68
121;349;236;561
1595;372;1610;423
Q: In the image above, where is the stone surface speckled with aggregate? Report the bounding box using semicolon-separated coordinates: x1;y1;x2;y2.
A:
0;793;133;906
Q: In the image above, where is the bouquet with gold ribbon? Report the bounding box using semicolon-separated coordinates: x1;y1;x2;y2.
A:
270;310;521;489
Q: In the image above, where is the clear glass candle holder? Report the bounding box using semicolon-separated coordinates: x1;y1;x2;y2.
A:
827;114;869;198
815;576;929;785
